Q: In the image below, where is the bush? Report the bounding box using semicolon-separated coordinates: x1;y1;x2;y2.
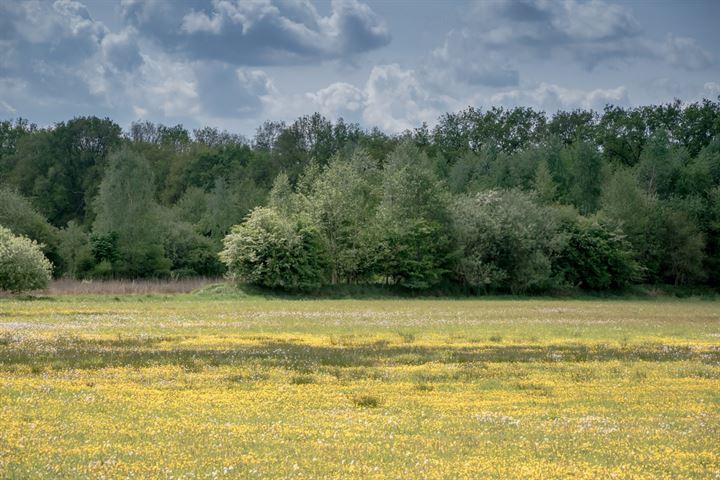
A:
0;187;61;275
375;218;453;289
163;221;224;277
452;190;565;293
220;207;329;291
0;226;53;292
554;217;642;290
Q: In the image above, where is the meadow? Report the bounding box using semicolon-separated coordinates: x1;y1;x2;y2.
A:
0;293;718;479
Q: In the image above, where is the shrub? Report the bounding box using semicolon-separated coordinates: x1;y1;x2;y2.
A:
554;217;642;290
220;207;329;291
452;190;565;293
0;187;61;275
0;226;52;292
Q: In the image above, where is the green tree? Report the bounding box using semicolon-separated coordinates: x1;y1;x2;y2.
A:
304;152;380;284
0;226;52;292
655;205;705;285
92;148;171;277
6;117;122;226
554;215;641;290
374;141;454;288
57;221;93;278
452;190;565;293
220;207;328;291
635;132;685;198
568;141;605;214
533;159;558;204
0;186;61;274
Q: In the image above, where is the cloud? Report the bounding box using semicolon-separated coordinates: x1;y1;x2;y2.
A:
0;0;291;125
262;64;455;133
122;54;277;122
0;100;16;114
362;64;453;132
661;35;714;71
467;0;643;69
428;29;519;88
196;64;275;117
121;0;390;66
305;82;366;119
705;82;720;97
0;0;145;113
487;83;630;111
463;0;713;71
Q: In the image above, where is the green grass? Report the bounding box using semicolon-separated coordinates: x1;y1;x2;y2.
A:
0;294;718;478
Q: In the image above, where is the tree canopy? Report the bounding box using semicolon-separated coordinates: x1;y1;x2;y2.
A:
1;98;719;291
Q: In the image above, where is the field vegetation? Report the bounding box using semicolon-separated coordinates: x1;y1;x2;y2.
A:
2;99;720;294
1;294;718;478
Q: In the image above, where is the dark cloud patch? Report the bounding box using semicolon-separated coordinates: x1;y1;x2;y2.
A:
460;65;519;88
491;0;552;23
120;0;390;66
195;63;272;118
467;0;713;72
470;0;644;69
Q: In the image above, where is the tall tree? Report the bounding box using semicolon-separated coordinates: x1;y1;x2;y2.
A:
93;147;170;277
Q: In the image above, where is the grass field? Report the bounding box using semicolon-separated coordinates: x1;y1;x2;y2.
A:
0;293;718;479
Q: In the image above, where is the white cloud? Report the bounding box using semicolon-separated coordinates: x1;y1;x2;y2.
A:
705;82;720;97
488;83;629;111
363;64;451;132
306;82;366;117
428;29;519;88
181;10;224;34
135;54;200;118
261;64;454;133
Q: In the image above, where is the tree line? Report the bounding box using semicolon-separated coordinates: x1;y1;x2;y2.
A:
1;98;719;292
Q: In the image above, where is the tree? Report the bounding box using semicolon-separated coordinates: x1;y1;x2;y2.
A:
374;141;454;289
534;159;558;204
600;168;659;280
547;109;597;145
635;132;684;198
57;221;93;278
655;205;705;285
0;226;52;292
554;215;641;290
568;141;605;214
303;151;380;284
452;190;565;293
92;147;171;277
163;220;224;278
6;117;122;226
220;207;328;291
0;186;61;275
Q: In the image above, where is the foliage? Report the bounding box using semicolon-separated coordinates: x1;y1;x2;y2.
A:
0;226;52;292
0;186;61;274
554;216;641;290
1;98;719;290
374;141;454;288
57;221;93;279
220;207;329;291
302;152;380;284
92;148;171;277
452;190;565;293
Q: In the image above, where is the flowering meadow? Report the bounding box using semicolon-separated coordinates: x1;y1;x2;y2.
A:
0;296;718;479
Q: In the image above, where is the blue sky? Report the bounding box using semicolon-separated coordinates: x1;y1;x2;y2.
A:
1;0;718;135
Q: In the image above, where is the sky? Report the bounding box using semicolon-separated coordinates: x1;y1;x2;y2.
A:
1;0;719;136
